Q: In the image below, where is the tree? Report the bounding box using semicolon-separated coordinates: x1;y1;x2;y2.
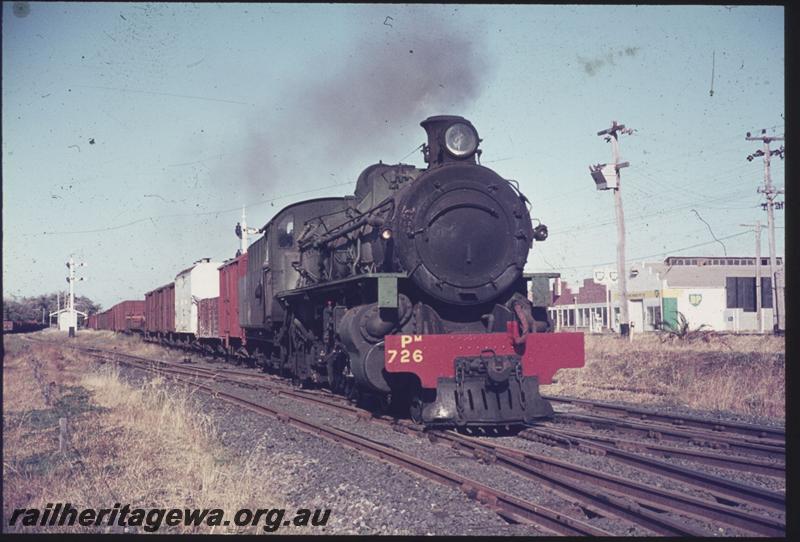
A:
2;292;103;322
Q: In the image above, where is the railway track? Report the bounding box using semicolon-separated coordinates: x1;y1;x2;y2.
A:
545;395;785;442
78;346;607;535
26;337;786;536
551;411;785;462
520;424;783;478
429;431;784;537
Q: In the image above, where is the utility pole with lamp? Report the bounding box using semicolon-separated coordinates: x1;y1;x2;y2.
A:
746;129;784;333
589;121;634;336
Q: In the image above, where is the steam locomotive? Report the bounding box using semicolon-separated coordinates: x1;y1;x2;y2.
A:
94;116;585;428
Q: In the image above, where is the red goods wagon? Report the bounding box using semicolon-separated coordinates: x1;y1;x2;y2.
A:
88;313;98;330
197;297;219;338
145;282;175;335
97;309;113;330
112;300;145;332
145;289;157;333
218;253;248;347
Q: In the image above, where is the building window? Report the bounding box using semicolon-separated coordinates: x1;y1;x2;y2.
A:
727;277;773;311
646;306;662;328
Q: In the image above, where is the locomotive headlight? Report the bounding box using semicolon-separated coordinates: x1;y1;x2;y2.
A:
444;122;479;158
381;228;393;240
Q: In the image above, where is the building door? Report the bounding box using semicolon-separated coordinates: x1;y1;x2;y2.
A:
629;299;645;333
662;297;678;330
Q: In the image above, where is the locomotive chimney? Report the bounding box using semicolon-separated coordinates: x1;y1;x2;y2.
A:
421;115;480;167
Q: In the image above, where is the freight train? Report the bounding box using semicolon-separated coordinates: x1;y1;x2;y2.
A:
89;115;585;428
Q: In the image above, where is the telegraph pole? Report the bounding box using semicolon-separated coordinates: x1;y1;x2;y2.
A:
740;221;762;332
591;121;633;336
746;130;784;332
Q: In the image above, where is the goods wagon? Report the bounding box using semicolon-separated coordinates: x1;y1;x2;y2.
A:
145;282;175;335
3;320;47;333
197;297;219;339
218;253;248;351
111;300;145;333
96;309;113;330
174;258;222;337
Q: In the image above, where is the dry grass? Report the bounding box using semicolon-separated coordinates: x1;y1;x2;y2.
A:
64;329;190;363
2;333;286;534
543;333;785;421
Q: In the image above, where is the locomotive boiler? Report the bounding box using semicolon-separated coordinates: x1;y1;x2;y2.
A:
237;115;584;427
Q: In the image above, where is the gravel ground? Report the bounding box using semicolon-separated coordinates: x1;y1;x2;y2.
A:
109;361;546;536
198;374;763;537
92;347;785;537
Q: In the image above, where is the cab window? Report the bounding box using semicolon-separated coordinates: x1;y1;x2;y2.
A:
278;216;294;248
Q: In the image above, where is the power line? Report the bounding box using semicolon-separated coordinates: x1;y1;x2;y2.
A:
536;164;760;233
75;84;253;106
397;144;424;163
551;230;751;272
35;181;356;236
551;185;755;236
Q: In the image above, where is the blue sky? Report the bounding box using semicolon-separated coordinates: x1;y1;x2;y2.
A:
3;3;784;308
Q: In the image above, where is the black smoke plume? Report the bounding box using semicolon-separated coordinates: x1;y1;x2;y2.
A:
225;6;492;203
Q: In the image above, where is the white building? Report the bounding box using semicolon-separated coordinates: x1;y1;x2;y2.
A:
49;308;86;331
635;256;784;334
549;255;784;334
